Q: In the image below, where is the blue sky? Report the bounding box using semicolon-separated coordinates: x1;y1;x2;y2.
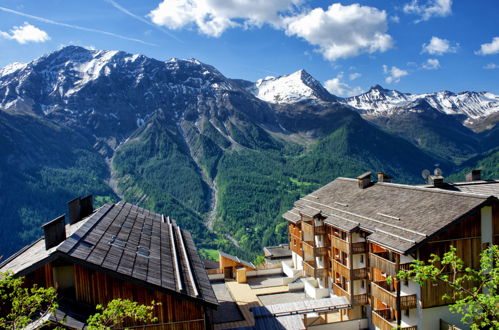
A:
0;0;498;95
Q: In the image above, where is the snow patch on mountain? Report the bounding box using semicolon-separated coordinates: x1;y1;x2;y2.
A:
253;69;334;104
343;85;499;122
0;62;27;77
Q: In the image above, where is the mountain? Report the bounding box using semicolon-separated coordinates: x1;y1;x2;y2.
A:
251;69;336;104
0;46;494;261
342;85;499;129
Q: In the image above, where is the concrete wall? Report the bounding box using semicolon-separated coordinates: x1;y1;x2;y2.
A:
246;267;282;277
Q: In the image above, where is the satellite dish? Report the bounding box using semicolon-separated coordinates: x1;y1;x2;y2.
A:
434;168;443;176
422;169;430;180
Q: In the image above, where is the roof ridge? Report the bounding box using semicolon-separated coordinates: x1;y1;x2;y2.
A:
373;181;491;199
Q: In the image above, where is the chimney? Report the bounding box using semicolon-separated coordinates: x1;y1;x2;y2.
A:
68;197;81;225
80;195;94;218
428;175;444;187
68;195;94;225
357;172;372;189
42;215;66;250
466;169;481;182
377;172;392;183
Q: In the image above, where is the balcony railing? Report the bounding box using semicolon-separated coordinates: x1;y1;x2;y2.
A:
332;283;350;298
353;293;368;305
314;225;326;235
303;260;327;278
371;281;417;309
331;259;350;279
372;309;417;330
351;241;367;254
369;253;411;276
303;241;328;258
352;267;368;280
330;236;349;253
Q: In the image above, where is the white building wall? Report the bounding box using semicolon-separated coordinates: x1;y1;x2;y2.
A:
421;305;469;330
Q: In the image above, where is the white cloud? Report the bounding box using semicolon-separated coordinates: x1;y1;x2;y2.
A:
148;0;302;37
422;58;440;70
403;0;452;22
0;22;49;44
390;15;400;23
476;37;499;55
283;3;393;61
324;72;363;97
483;63;499;69
422;36;457;55
349;72;361;81
383;65;408;84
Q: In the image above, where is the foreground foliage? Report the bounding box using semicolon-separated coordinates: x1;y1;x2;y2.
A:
87;299;160;329
398;245;499;329
0;271;57;329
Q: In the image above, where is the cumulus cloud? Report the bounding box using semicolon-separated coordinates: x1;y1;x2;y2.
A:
475;37;499;55
422;58;440;70
0;22;50;44
283;3;393;61
148;0;302;37
349;72;361;81
483;63;499;69
422;36;457;55
403;0;452;22
149;1;393;62
383;65;408;84
324;72;363;97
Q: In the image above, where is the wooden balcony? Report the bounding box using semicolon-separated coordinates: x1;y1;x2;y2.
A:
371;281;417;309
352;267;368;280
353;293;368;305
372;309;417;330
351;241;367;254
303;241;327;258
303;260;326;278
330;236;349;253
369;253;411;276
331;259;350;279
314;225;326;235
332;283;349;298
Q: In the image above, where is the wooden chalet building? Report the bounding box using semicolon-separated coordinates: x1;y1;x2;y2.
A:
283;171;499;330
0;197;218;329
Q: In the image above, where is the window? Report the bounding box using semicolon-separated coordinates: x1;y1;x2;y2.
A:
404;309;409;317
361;280;365;289
360;255;364;264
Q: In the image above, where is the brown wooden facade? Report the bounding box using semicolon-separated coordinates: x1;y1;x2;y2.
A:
25;261;208;329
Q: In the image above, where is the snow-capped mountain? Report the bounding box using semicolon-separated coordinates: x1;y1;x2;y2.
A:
342;85;499;125
252;69;336;104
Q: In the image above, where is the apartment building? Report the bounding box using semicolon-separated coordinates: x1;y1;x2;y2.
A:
284;171;499;330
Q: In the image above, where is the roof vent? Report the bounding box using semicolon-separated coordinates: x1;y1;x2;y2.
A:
466;169;481;182
377;172;392;183
68;195;94;225
357;172;372;189
42;215;66;250
428;175;444;187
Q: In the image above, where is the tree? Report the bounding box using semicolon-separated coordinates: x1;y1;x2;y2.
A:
86;299;160;329
0;271;58;329
397;245;499;330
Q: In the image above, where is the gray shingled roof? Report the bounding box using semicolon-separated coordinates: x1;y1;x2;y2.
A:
429;180;499;197
286;178;496;253
1;201;218;306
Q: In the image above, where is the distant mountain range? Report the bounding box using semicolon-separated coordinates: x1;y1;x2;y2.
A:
1;46;498;260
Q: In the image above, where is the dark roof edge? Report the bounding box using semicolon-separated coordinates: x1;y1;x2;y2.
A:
405;197;497;255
